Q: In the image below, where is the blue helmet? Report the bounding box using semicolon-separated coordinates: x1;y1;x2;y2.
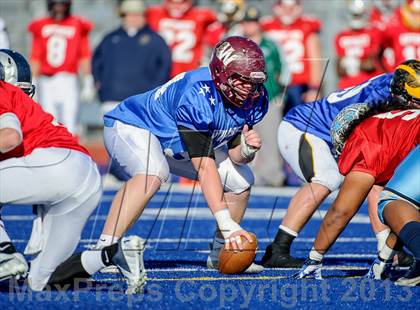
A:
0;49;35;97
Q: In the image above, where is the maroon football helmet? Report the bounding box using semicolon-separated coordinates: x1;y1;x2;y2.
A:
209;36;267;108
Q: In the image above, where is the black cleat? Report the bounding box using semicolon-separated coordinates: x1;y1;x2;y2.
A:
261;243;304;268
395;251;414;267
395;259;420;287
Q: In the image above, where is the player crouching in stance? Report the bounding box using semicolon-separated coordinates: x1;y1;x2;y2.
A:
294;107;419;285
48;36;269;293
0;49;102;290
262;59;420;268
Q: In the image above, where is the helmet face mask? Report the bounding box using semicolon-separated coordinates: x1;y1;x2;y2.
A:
390;59;420;109
0;49;36;97
209;36;267;108
347;0;368;29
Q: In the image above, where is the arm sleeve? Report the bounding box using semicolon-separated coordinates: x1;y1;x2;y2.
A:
79;19;93;59
0;112;23;140
27;21;42;62
178;125;215;159
335;34;345;57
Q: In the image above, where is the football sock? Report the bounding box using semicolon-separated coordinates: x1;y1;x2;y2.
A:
81;243;119;275
96;234;119;249
273;226;298;254
209;237;224;261
0;241;16;254
48;243;120;287
376;229;390;252
0;220;11;243
399;221;420;260
378;243;396;261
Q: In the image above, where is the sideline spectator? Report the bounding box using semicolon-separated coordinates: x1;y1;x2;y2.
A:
262;0;322;110
380;0;420;70
335;0;383;89
242;5;285;186
27;0;95;134
92;0;171;115
146;0;216;77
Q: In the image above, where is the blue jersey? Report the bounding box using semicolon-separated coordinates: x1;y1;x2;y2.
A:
104;67;269;158
283;73;393;146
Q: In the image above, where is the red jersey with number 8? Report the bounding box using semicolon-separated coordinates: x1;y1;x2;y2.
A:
28;16;93;75
338;110;420;184
146;6;216;77
0;82;89;161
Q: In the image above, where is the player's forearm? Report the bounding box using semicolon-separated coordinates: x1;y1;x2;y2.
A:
30;61;40;78
0;128;22;153
79;58;92;76
191;156;228;212
313;171;376;254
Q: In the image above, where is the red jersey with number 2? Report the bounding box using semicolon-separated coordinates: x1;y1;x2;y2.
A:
0;81;89;161
28;16;93;75
261;16;321;85
338;110;420;184
146;6;216;77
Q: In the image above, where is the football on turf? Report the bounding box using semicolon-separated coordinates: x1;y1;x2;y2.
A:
218;232;258;274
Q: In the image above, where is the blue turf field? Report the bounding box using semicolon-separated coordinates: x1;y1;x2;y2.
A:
0;186;419;309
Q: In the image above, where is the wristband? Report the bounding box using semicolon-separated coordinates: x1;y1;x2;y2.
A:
213;209;242;239
240;132;258;160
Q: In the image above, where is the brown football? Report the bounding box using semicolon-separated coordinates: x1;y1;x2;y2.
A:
218;232;258;274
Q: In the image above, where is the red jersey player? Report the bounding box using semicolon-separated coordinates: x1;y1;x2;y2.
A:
380;0;420;71
27;0;95;134
295;109;420;280
335;0;383;89
146;0;216;77
261;0;322;108
0;50;101;291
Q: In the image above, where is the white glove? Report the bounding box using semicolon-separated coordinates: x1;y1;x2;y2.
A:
240;125;259;160
80;74;96;103
293;258;323;280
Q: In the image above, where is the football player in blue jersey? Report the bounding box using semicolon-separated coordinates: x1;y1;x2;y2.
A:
261;59;420;268
47;36;269;293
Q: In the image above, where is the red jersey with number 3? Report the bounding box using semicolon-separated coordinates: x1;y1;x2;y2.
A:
381;9;420;71
0;82;89;161
28;16;93;75
335;27;382;89
146;6;216;77
338;110;420;184
261;16;321;85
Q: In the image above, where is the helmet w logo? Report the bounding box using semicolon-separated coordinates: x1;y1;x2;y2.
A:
216;42;239;66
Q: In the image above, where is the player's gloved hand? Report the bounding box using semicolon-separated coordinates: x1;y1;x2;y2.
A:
214;209;252;252
293;258;323;280
80;74;96;103
225;229;253;252
365;257;392;280
240;124;261;160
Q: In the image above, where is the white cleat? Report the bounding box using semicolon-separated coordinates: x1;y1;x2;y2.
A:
112;236;147;294
0;252;28;282
206;252;264;274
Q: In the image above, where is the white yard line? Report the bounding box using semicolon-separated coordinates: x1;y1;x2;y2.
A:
2;208;371;223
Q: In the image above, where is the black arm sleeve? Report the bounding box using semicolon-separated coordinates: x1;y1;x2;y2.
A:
227;133;241;149
178;126;215;159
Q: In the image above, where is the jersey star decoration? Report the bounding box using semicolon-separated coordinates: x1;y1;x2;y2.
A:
209;96;216;105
